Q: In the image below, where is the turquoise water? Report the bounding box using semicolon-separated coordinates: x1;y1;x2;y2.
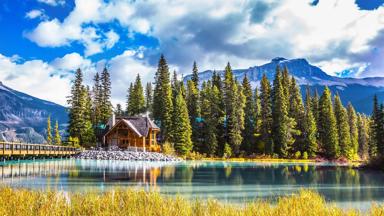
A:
1;159;384;210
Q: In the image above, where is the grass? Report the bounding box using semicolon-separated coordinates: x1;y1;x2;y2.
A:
0;188;382;216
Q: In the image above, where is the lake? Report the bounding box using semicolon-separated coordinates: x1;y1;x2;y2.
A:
0;159;383;211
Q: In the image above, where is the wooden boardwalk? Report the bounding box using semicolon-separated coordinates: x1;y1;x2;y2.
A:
0;141;80;157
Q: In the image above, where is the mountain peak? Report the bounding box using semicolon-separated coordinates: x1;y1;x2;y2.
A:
271;57;287;62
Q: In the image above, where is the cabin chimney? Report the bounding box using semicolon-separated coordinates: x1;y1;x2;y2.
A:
108;113;116;127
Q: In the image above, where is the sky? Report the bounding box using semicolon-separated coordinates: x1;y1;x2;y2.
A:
0;0;383;106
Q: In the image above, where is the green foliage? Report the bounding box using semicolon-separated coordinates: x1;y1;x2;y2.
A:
171;91;193;156
153;55;173;142
46;115;52;145
54;120;61;145
260;74;272;154
347;103;359;158
223;143;232;159
303;88;318;158
241;75;256;153
289;76;305;154
145;82;153;114
91;72;102;126
162;142;176;156
185;151;205;160
100;67;113;123
334;94;352;159
114;103;124;116
186;80;201;151
302;151;308;159
126;74;146;116
357;114;370;160
294;151;301;159
318;87;339;158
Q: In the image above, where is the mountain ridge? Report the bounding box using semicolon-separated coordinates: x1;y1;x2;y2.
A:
184;57;384;114
0;81;68;143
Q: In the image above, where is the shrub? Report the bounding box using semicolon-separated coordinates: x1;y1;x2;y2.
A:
185;151;205;160
302;152;308;160
162;142;176;156
294;151;301;159
223;143;232;159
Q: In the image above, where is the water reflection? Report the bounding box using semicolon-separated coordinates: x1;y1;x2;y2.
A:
1;160;384;210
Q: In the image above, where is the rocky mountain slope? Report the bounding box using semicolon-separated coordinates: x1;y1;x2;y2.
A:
0;81;68;143
184;57;384;114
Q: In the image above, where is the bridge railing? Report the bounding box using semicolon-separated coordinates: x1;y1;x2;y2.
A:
0;141;81;156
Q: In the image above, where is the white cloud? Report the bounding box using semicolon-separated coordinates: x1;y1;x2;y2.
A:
25;0;384;76
37;0;65;6
108;50;155;106
25;9;47;20
51;52;92;71
0;54;71;105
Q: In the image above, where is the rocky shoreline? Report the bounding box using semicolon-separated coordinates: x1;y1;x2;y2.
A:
72;150;181;162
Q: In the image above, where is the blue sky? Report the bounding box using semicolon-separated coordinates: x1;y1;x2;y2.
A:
0;0;383;106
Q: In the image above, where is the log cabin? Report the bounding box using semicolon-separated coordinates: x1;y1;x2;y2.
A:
103;115;161;152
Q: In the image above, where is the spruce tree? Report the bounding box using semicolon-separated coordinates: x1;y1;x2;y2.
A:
115;104;124;116
311;89;320;134
347;103;359;158
81;86;96;147
357;114;369;159
67;68;85;142
334;94;352;159
271;67;293;157
282;67;291;98
191;61;199;88
145;82;153;113
92;72;102;126
241;74;256;153
153;55;173;142
254;87;262;153
211;70;226;155
126;83;134;116
100;67;113;123
131;74;145;115
304;88;318;157
260;73;272;154
171;91;193;156
289;76;305;153
369;95;380;157
54;120;61;145
318;87;339;158
186;80;201;151
46;115;52;145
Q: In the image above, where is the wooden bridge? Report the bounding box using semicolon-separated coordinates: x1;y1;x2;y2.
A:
0;142;80;157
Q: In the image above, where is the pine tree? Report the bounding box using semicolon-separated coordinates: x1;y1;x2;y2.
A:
347;103;359;158
260;73;272;154
81;86;96;147
223;63;245;155
115;104;124;116
171;91;193;156
191;61;199;88
126;83;134;116
311;89;320;137
254;87;262;153
289;76;305;154
130;74;146;115
46;115;52;144
241;74;256;153
369;95;380;157
211;70;226;155
271;67;293;157
357;114;369;159
186;80;201;151
153;55;173;142
318;87;339;158
200;81;220;156
304;88;317;157
67;68;85;142
282;66;291;98
100;67;113;123
334;94;352;159
54;120;61;145
145;82;153;113
92;72;102;126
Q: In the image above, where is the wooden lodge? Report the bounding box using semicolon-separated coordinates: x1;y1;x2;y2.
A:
103;115;161;152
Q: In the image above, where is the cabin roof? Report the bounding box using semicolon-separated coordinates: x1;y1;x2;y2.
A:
105;116;159;138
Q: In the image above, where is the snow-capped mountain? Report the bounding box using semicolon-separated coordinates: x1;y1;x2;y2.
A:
0;81;68;143
184;57;384;114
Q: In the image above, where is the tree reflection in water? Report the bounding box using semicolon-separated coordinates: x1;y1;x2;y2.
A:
0;160;384;210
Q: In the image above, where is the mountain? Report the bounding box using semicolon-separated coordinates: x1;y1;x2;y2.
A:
0;81;68;143
184;57;384;114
